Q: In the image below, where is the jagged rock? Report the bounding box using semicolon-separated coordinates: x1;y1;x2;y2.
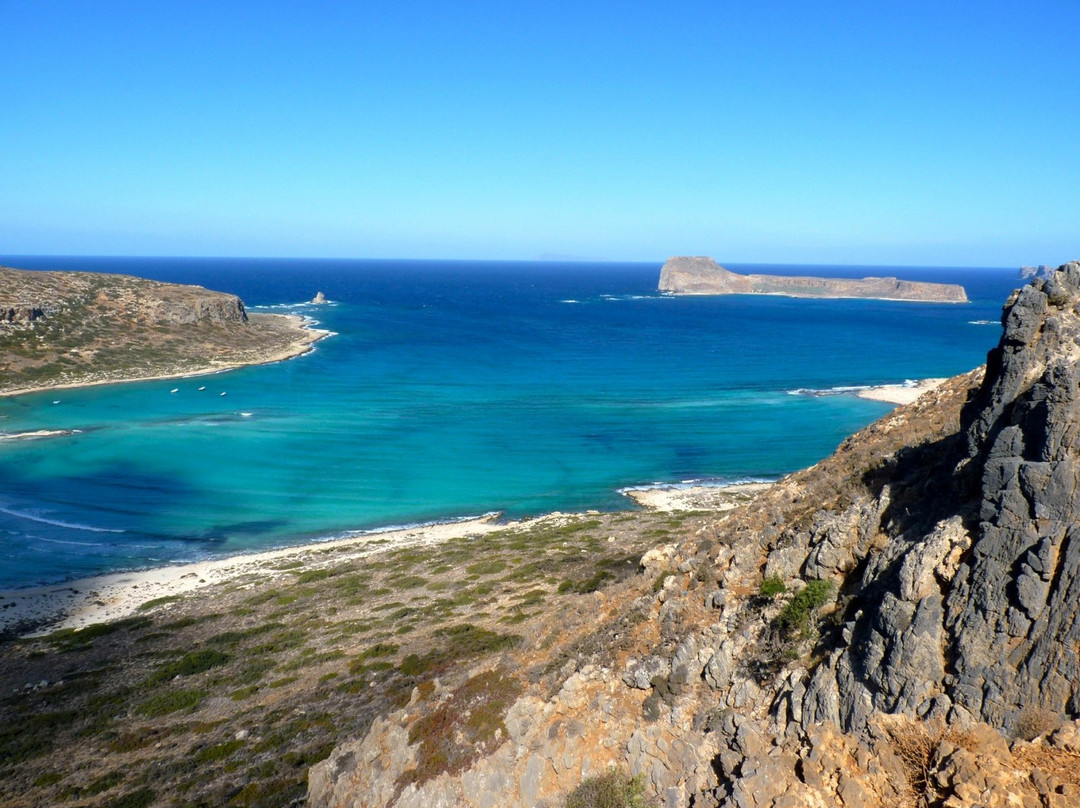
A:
622;656;671;690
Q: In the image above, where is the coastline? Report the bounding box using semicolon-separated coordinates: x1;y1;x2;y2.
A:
0;480;776;638
0;513;511;637
0;313;330;399
789;377;947;406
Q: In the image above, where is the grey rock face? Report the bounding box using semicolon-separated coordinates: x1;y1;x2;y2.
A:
945;262;1080;729
819;262;1080;735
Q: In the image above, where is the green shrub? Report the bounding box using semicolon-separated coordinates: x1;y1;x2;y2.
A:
135;689;205;717
293;568;333;584
652;570;675;593
565;771;654;808
465;559;507;576
84;770;125;795
137;594;184;611
152;649;229;681
103;789;155;808
759;576;787;599
775;579;834;639
194;739;245;763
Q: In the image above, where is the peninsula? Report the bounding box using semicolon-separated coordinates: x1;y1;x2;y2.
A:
0;265;328;396
659;255;969;302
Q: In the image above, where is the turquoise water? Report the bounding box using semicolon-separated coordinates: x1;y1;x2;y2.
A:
0;257;1020;587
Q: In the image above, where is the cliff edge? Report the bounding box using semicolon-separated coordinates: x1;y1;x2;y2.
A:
310;264;1080;808
659;256;969;303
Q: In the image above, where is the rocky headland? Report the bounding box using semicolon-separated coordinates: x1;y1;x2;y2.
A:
659;256;969;303
0;265;327;396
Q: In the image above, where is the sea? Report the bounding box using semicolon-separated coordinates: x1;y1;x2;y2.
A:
0;256;1023;589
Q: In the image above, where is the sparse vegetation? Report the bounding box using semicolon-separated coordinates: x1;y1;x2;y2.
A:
0;266;322;394
397;668;523;791
0;509;680;808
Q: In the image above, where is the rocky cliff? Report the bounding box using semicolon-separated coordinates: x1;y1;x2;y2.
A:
659;257;969;303
310;264;1080;807
0;265;322;394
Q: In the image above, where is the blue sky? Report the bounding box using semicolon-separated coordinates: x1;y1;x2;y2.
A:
2;1;1078;265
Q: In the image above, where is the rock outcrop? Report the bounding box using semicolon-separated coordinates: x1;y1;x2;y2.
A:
659;256;969;303
310;264;1080;808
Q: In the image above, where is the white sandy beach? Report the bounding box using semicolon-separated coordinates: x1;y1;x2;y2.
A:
0;514;514;637
0;477;778;638
622;482;773;512
855;377;946;405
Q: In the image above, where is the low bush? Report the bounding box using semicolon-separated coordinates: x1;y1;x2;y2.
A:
775;579;834;640
135;689;205;717
565;770;654;808
758;575;786;600
397;669;522;790
152;649;229;681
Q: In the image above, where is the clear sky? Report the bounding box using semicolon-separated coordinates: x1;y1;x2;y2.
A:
2;1;1078;265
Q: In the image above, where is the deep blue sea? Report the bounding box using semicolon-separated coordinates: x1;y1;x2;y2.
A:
0;257;1022;588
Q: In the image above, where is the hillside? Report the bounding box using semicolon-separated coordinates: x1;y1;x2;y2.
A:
659;256;969;302
312;264;1080;807
0;265;324;395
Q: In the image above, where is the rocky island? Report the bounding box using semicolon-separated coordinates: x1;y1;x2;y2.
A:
659;256;969;302
0;265;327;396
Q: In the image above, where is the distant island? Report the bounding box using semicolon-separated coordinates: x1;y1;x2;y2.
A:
659;256;969;302
0;265;328;396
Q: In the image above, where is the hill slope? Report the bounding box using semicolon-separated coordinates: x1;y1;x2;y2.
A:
0;265;323;395
311;264;1080;807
